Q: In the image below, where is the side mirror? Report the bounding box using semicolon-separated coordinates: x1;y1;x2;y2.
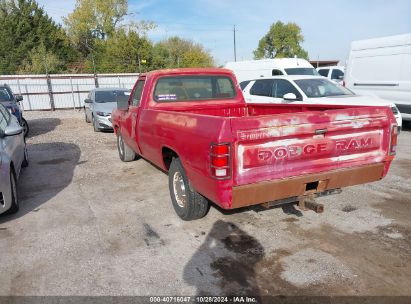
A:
84;98;92;104
283;93;297;101
15;95;23;102
338;75;344;80
117;98;129;111
0;124;23;138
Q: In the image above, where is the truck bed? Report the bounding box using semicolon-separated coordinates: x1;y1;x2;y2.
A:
141;102;394;208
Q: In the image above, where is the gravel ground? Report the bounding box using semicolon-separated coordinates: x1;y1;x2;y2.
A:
0;110;410;297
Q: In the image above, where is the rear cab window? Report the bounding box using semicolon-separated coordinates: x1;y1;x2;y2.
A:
154;76;236;102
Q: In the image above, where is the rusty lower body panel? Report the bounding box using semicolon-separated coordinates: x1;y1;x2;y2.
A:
231;163;385;209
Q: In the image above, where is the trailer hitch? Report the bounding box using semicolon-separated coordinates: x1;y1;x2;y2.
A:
298;196;324;213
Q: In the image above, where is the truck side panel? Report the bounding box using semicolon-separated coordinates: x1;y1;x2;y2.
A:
137;109;234;207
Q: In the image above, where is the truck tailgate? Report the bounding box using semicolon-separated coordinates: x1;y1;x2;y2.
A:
231;106;393;186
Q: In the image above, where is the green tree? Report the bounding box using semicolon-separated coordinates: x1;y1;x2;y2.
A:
254;21;308;59
63;0;128;51
152;37;214;69
19;43;62;74
0;0;77;74
88;29;153;73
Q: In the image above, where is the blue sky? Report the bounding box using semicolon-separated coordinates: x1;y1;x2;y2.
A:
37;0;411;65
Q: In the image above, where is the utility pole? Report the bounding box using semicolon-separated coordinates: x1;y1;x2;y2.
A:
233;25;237;62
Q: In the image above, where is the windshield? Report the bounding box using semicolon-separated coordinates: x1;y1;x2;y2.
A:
285;68;319;76
294;78;354;98
0;87;13;102
154;76;236;102
95;90;130;103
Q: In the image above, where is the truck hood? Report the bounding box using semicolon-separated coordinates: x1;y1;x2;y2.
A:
93;102;117;114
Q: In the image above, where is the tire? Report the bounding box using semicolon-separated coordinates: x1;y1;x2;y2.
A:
85;111;91;123
117;131;136;162
5;169;19;214
21;118;29;138
92;115;100;132
168;158;209;221
22;147;29;168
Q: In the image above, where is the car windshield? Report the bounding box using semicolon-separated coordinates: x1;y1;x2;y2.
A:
95;90;130;103
154;76;236;102
285;68;319;76
0;88;13;102
294;78;354;98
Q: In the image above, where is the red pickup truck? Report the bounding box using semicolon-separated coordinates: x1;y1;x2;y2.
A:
112;68;397;220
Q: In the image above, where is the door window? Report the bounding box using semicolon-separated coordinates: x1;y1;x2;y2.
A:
272;79;302;99
131;80;145;106
250;79;274;97
239;81;251;90
0;104;10;132
318;69;329;77
331;69;344;80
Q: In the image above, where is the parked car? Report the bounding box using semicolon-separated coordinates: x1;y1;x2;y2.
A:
225;58;319;83
241;75;402;129
345;33;411;122
0;84;29;137
0;103;28;215
84;88;131;132
317;66;345;85
112;68;397;221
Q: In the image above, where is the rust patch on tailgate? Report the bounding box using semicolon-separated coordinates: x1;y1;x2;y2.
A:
231;163;385;208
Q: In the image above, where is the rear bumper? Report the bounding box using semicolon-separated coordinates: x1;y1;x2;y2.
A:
231;163;385;209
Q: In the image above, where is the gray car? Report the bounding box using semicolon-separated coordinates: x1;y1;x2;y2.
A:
84;88;130;132
0;103;28;215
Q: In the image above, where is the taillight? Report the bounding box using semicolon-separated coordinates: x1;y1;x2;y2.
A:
389;124;398;156
210;143;231;179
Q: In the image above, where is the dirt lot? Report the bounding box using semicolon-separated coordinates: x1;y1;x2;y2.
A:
0;110;410;297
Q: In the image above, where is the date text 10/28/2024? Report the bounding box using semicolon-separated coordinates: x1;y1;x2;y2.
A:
149;296;258;303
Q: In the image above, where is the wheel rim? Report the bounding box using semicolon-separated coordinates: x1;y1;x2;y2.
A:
173;172;187;208
118;134;124;157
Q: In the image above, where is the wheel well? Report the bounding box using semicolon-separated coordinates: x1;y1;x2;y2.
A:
9;162;15;175
162;147;178;171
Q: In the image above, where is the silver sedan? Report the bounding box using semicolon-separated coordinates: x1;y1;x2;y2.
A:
0;103;28;215
84;88;130;132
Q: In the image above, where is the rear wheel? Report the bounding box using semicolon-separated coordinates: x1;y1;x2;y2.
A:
168;158;209;221
5;169;19;214
117;131;136;162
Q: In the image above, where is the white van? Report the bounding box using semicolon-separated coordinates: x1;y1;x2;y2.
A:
345;33;411;121
224;58;318;84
